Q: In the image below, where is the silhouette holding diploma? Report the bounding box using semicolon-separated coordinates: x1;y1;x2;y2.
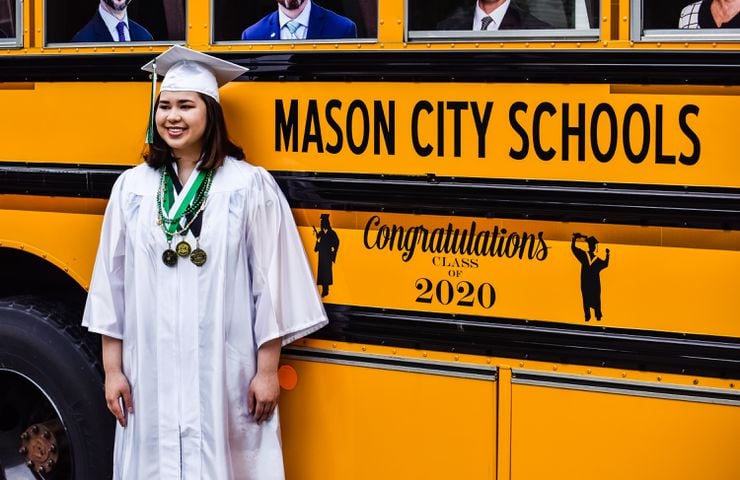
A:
571;233;610;321
314;214;339;297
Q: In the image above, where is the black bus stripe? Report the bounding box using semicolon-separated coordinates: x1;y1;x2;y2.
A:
1;162;739;229
1;51;740;85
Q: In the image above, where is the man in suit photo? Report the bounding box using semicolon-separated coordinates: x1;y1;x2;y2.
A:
437;0;551;30
71;0;153;42
241;0;357;41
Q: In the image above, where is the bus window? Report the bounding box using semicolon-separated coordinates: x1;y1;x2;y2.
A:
45;0;186;45
637;0;740;40
407;0;599;39
0;0;20;46
213;0;377;42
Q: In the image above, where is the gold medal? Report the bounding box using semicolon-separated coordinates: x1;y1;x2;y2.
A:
190;248;207;267
176;240;191;257
162;248;178;266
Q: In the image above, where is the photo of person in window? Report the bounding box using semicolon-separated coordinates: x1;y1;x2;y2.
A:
437;0;552;30
678;0;739;28
71;0;153;42
241;0;357;40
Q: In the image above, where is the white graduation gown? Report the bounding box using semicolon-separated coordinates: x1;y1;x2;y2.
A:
82;157;328;480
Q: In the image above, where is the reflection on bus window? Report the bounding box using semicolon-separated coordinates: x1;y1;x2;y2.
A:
642;0;739;30
678;0;739;29
409;0;599;30
0;0;16;39
46;0;186;44
213;0;377;42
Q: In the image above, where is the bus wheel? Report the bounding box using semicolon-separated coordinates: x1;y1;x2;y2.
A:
0;296;114;479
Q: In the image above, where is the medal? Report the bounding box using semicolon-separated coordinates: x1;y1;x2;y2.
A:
162;248;178;266
176;240;191;257
190;248;207;267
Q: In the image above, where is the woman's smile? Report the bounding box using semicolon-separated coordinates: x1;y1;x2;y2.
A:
156;90;207;159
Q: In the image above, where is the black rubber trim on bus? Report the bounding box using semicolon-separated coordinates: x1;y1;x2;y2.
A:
511;371;740;404
282;347;497;379
1;50;740;85
313;304;740;379
2;162;739;230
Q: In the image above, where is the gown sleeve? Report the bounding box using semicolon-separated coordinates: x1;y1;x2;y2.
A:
81;171;128;339
246;167;329;349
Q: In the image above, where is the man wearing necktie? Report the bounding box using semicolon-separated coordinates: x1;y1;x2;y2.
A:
437;0;551;30
71;0;153;43
241;0;357;41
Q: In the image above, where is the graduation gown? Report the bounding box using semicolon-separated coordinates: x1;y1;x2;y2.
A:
82;157;328;480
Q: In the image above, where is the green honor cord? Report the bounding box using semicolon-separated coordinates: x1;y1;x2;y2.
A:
161;169;208;238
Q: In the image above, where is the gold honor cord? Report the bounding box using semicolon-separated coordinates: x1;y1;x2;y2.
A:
157;168;213;267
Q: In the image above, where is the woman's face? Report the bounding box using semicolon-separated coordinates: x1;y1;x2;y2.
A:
156;90;207;158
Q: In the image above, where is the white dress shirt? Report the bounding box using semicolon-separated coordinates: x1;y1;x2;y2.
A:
99;4;130;42
473;0;511;31
279;0;312;40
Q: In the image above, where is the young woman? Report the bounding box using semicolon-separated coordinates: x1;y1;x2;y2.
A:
82;45;328;479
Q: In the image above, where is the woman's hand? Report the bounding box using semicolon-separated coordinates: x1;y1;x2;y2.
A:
248;371;280;424
105;369;133;427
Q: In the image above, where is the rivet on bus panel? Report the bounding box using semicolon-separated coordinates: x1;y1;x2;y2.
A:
693;379;699;385
587;369;592;374
450;43;455;48
397;19;401;24
525;42;530;47
684;43;689;47
19;245;24;250
454;355;459;361
380;19;384;25
622;16;627;21
552;365;558;371
602;16;607;22
519;362;524;367
657;376;662;381
422;352;428;358
426;43;431;48
474;43;479;48
64;268;69;273
730;383;735;388
602;41;608;47
629;41;634;47
335;43;339;48
188;24;192;29
332;343;337;348
392;349;397;354
361;346;367;352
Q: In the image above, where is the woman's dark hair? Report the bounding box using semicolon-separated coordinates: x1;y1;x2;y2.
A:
144;92;244;170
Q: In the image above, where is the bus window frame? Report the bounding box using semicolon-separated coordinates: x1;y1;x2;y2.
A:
0;0;22;48
209;0;379;45
405;0;600;42
632;0;740;42
42;0;189;48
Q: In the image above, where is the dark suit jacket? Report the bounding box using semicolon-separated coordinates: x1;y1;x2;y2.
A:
241;3;357;40
437;3;551;30
71;10;153;42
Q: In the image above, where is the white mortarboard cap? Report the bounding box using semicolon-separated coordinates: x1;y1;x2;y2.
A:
141;45;248;102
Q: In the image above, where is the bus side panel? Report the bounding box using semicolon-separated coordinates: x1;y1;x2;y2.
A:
510;383;740;480
278;358;496;480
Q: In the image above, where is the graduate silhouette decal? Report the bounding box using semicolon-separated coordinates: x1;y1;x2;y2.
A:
571;233;610;321
313;214;340;297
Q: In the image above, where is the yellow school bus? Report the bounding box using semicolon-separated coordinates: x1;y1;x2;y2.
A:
1;0;739;478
